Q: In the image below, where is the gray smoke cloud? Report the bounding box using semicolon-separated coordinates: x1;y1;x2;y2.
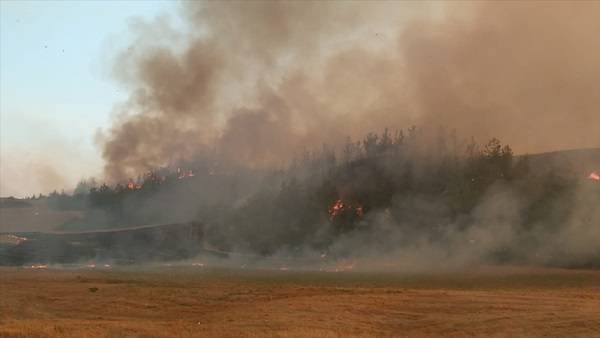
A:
100;1;600;182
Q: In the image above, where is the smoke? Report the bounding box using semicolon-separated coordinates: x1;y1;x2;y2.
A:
100;1;391;180
99;1;600;182
0;153;67;197
6;1;594;270
227;180;598;273
405;2;600;152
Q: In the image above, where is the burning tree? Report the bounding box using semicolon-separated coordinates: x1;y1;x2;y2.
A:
38;127;600;267
328;199;365;233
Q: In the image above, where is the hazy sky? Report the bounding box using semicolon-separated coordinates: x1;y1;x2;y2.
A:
0;0;177;197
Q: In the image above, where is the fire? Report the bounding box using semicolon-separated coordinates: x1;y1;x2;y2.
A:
328;199;365;220
320;260;356;272
123;167;196;191
0;234;27;245
177;168;195;179
26;264;48;269
328;199;345;220
334;260;355;272
589;172;600;181
127;179;141;190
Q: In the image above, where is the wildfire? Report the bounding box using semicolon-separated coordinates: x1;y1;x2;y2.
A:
589;172;600;181
0;234;27;245
122;167;198;191
334;260;355;272
320;259;356;272
127;179;142;190
329;199;345;220
177;168;195;179
328;199;365;220
26;264;48;269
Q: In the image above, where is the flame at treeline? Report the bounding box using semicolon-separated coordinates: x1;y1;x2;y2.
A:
328;199;365;221
125;167;196;190
119;169;600;195
120;163;368;225
121;165;367;224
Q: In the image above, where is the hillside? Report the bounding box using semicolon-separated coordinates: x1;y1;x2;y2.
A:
524;148;600;178
0;199;84;233
2;148;599;235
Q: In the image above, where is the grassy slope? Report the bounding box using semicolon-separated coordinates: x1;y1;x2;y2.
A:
0;199;84;233
1;148;598;234
524;148;600;177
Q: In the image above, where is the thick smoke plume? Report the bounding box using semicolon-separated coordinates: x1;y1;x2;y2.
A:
101;1;600;182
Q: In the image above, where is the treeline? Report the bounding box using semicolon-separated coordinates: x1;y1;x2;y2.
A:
207;127;539;254
203;126;597;267
32;126;599;267
40;126;562;230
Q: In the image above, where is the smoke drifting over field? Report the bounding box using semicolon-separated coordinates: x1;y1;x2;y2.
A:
3;2;600;272
100;1;600;181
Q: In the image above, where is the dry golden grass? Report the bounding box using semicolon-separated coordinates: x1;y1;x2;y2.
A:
1;266;599;337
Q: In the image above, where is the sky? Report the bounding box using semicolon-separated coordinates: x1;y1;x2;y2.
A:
0;0;177;197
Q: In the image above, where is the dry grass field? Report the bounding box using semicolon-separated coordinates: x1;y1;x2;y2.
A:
1;266;599;338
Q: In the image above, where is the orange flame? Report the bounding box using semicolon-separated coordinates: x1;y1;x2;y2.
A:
328;199;345;220
126;179;142;190
328;199;365;220
177;168;195;179
26;264;48;269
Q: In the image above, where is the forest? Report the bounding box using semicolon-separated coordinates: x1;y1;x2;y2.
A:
27;127;599;267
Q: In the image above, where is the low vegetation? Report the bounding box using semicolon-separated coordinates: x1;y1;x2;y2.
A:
12;127;600;267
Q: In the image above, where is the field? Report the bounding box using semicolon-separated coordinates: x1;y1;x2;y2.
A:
1;266;599;338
